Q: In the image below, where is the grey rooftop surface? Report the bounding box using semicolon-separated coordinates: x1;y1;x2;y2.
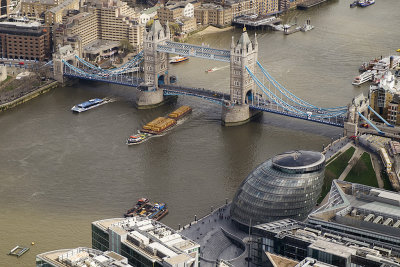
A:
272;150;325;169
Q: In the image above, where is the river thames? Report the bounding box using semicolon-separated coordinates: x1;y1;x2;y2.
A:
1;0;400;265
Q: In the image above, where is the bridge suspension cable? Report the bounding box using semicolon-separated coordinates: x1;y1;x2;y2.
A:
74;51;143;75
256;61;347;112
62;59;142;86
246;66;347;119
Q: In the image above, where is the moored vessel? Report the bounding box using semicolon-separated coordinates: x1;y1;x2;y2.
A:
124;198;149;217
124;198;168;221
352;70;374;86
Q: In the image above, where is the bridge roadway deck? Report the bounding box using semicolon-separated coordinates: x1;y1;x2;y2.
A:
160;85;230;102
250;101;345;127
63;67;346;128
157;41;231;62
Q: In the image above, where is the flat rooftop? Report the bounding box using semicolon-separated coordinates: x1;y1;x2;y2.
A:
309;181;400;228
84;39;120;55
254;219;400;265
36;247;132;267
0;21;42;27
93;216;199;263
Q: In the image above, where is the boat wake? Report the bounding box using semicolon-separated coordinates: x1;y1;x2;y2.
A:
206;65;229;73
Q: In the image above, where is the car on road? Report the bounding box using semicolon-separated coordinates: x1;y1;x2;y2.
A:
360;123;369;128
18;62;25;65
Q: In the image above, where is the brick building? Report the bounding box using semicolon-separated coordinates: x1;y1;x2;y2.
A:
0;21;51;61
157;0;199;29
194;3;232;27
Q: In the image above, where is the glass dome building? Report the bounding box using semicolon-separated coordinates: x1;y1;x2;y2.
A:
230;150;325;229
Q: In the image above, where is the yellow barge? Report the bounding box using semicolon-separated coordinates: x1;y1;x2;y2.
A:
139;106;192;135
141;117;177;134
168;105;192;120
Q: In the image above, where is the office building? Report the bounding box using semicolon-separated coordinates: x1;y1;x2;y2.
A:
230;150;325;230
36;247;132;267
308;180;400;250
251;218;400;267
92;216;200;267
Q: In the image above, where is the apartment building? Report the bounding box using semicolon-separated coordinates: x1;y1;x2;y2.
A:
21;0;56;18
176;16;196;33
157;0;199;27
194;3;232;27
53;10;98;53
256;0;279;15
369;71;400;124
0;21;51;61
54;0;144;58
45;0;80;24
225;0;257;18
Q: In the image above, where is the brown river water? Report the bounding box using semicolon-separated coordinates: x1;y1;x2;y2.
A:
1;0;400;265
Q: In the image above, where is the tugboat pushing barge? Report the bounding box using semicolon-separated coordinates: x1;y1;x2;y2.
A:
126;105;192;145
124;198;168;221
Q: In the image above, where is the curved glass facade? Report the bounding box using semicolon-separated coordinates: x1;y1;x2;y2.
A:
230;151;325;228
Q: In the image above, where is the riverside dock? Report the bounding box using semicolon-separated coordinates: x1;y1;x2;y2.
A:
8;246;29;257
232;14;282;30
284;26;301;35
297;0;330;9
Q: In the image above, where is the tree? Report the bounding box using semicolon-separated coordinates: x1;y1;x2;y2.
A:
169;22;181;36
146;19;154;29
120;39;134;53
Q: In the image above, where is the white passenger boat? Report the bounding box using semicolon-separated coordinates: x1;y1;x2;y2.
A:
71;98;107;112
352;70;374;86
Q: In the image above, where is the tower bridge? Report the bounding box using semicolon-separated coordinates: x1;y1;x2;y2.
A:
53;20;373;133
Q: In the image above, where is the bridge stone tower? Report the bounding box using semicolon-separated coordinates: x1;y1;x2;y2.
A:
344;93;370;137
52;45;78;84
222;29;260;126
137;20;170;109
